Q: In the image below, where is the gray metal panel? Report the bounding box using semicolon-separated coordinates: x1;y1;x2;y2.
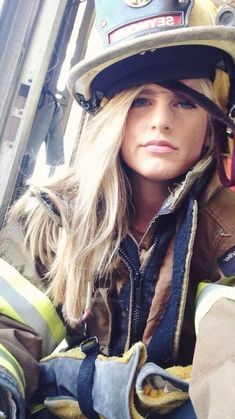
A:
0;0;95;225
0;0;68;223
0;0;41;136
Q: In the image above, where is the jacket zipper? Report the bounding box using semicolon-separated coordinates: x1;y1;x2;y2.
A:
119;237;159;345
119;248;140;344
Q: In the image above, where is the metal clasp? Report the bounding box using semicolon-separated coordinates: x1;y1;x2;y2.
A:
226;104;235;135
80;336;99;354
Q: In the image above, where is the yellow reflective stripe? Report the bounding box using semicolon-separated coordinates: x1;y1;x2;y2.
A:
30;403;45;414
0;343;25;396
0;296;24;324
0;258;65;342
195;281;208;299
195;281;235;334
32;294;65;346
0;258;66;355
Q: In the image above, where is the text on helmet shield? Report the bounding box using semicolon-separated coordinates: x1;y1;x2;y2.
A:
109;14;183;44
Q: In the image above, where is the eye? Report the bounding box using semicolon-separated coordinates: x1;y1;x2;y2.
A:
174;99;198;109
130;97;151;108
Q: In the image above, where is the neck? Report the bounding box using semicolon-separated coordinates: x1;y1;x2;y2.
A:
129;172;169;233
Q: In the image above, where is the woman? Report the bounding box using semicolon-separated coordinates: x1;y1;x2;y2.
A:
0;0;235;418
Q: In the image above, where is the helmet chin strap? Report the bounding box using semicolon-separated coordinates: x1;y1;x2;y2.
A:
214;121;235;188
158;80;235;187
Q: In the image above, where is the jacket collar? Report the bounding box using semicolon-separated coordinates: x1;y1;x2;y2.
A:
136;155;213;249
158;155;213;216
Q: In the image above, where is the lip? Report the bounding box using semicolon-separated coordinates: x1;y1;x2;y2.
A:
144;140;178;154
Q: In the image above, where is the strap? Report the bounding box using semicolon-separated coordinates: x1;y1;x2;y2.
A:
214;121;235;187
77;337;100;419
159;81;235;131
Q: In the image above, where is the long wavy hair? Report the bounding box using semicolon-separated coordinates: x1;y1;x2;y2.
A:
8;78;221;324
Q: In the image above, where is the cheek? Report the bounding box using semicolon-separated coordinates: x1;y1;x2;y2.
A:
189;115;208;154
198;119;209;149
120;133;131;164
121;120;136;158
179;117;208;169
194;128;207;152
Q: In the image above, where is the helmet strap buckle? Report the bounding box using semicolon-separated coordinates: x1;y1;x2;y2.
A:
226;104;235;138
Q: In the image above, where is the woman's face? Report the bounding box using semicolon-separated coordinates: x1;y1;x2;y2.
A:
121;80;209;183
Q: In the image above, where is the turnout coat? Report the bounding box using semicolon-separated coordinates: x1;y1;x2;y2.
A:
0;156;235;418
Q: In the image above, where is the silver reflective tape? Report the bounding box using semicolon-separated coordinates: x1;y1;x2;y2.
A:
0;276;58;355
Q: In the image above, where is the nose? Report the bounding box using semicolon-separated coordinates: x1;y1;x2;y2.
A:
150;102;172;132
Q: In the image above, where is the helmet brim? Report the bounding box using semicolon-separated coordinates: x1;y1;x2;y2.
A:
67;26;235;104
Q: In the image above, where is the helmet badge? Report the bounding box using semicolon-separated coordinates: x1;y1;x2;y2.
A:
123;0;153;8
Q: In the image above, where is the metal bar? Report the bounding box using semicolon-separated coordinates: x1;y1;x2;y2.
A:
0;0;68;223
61;0;95;164
0;0;41;137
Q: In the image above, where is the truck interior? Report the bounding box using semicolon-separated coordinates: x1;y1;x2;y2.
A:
0;0;97;226
0;0;234;229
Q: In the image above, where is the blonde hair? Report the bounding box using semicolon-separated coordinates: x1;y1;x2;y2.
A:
9;88;139;323
8;78;222;324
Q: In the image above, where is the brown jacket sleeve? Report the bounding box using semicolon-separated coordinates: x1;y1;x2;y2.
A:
193;187;235;282
0;315;42;402
0;256;66;415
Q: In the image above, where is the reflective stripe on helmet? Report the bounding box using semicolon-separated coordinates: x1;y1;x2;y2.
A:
0;258;66;356
0;343;25;396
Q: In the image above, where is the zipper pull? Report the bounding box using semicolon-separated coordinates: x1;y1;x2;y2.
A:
135;271;142;288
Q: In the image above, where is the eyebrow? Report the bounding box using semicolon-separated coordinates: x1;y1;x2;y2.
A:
138;87;163;96
137;87;192;99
